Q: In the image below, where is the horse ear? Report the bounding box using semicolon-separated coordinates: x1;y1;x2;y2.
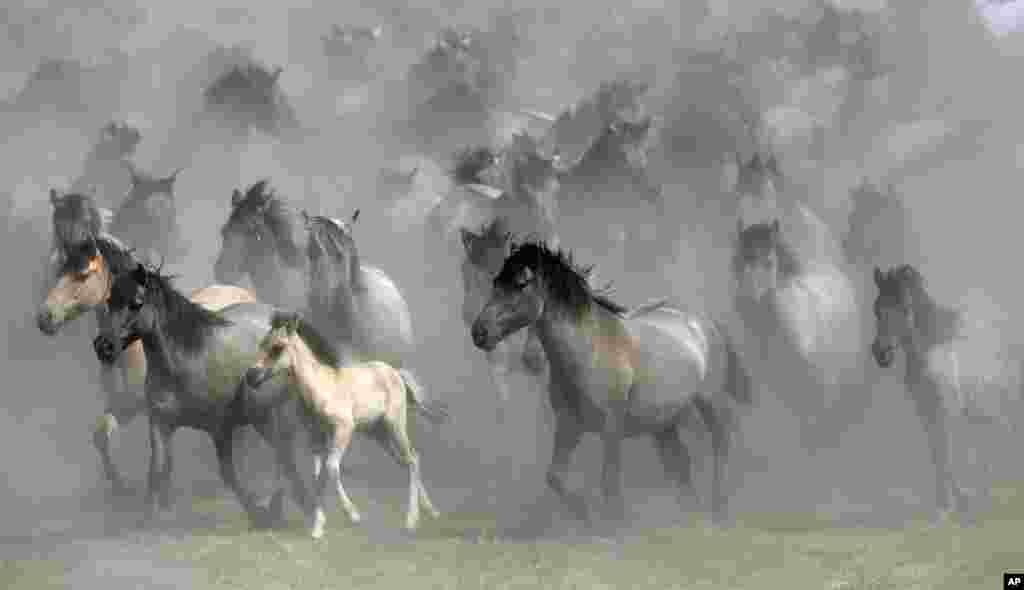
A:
407;167;418;181
873;266;884;287
132;262;147;282
86;255;102;274
288;312;302;333
49;188;62;207
770;219;780;235
165;167;184;184
231;189;243;207
351;209;360;224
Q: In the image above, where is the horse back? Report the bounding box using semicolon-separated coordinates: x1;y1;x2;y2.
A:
352;266;415;362
189;284;260;311
626;306;725;387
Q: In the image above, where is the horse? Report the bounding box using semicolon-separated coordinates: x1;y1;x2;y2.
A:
214;180;309;310
871;265;973;523
70;121;142;210
244;311;448;537
459;219;548;421
108;164;185;266
435;140;560;415
199;62;300;139
91;262;316;528
470;241;753;527
301;210;415;369
732;218;865;452
36;230;258;497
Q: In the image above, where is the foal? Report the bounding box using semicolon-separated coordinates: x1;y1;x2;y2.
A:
246;311;448;538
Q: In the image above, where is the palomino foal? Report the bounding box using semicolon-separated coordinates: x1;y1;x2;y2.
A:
246;311;448;538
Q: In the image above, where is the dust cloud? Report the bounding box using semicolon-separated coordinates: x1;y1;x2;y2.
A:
1;0;1023;565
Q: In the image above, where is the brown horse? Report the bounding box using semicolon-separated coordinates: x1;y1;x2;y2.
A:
36;232;257;495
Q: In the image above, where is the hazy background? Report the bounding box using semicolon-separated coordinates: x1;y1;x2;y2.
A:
2;0;1024;558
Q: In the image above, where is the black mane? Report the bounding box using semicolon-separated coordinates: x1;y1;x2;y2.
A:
270;310;342;368
60;234;137;276
306;215;361;289
223;180;303;266
118;264;231;355
494;240;628;317
876;264;963;347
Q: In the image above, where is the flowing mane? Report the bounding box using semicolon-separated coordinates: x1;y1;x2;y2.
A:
494;240;628;318
270;310;342;368
306;214;362;290
879;264;963;347
60;234;137;277
128;264;232;354
222;180;304;266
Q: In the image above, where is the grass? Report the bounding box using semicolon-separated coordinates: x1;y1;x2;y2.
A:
3;482;1023;590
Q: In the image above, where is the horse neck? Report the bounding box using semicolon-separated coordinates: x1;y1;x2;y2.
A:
533;302;618;376
249;253;302;305
286;337;337;407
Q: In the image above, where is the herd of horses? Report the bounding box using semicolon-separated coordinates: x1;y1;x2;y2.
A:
22;16;998;542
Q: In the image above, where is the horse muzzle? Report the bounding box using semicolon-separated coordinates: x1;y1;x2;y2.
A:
470;320;497;351
93;335;118;365
36;308;61;336
871;340;895;368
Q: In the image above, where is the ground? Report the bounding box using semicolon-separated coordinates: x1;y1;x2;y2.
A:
2;480;1021;590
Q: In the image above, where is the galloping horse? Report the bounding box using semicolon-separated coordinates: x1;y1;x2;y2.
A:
871;265;973;523
245;311;448;537
302;210;415;369
733;218;863;451
213;180;308;310
92;263;315;528
471;241;753;527
36;218;257;496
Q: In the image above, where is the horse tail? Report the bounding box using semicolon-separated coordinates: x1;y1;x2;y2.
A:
399;368;450;425
720;322;753;407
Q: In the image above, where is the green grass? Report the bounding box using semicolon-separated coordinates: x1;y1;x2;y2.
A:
4;483;1024;590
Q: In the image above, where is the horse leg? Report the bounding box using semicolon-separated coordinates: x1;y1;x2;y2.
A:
546;415;589;524
272;428;316;529
327;426;362;526
143;413;174;525
693;397;731;526
94;362;133;496
599;410;628;525
910;387;964;523
652;425;698;512
310;451;329;539
485;343;512;425
213;421;265;529
381;419;424;531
